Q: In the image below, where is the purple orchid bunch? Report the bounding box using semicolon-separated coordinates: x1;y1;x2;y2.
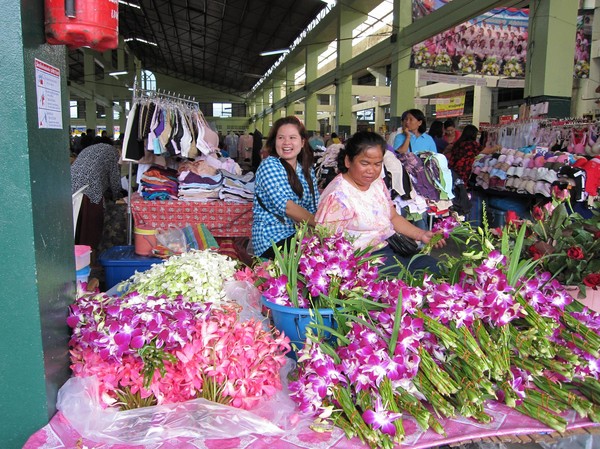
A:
68;291;211;364
261;227;380;308
289;278;429;446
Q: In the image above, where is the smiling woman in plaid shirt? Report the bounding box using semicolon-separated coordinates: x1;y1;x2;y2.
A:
252;116;319;259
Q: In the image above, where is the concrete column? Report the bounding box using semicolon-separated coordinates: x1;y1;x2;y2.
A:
305;42;327;133
389;0;416;130
335;75;354;138
368;67;388;87
524;0;579;117
335;4;364;137
375;102;386;134
472;85;492;126
0;0;73;446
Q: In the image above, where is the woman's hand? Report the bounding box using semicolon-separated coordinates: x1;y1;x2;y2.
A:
418;230;446;249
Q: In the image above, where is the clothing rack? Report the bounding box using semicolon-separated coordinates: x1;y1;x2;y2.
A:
125;85;201;244
479;118;598;150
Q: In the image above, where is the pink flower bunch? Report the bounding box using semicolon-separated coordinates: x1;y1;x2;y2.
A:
432;215;461;238
69;293;290;410
262;230;380;308
426;251;521;327
517;271;573;321
289;281;425;420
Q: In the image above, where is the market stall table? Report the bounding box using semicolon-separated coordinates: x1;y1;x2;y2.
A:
130;193;253;238
24;400;599;449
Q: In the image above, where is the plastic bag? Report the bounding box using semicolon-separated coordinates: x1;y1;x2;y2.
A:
223;279;264;323
154;225;188;257
57;376;284;445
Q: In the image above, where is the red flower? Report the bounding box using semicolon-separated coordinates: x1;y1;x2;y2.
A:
583;273;600;290
528;244;544;260
505;210;519;225
551;185;570;201
594;231;600;240
567;246;585;260
531;205;544;221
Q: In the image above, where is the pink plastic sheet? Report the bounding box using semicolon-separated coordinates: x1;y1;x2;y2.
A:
25;395;599;449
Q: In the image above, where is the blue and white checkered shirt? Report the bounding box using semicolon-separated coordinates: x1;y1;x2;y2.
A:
252;156;319;256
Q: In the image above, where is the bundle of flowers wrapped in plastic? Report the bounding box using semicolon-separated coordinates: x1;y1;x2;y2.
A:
287;217;600;448
68;290;290;410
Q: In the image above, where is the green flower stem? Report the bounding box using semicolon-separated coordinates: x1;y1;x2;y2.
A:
535;356;574;380
448;359;495;397
379;378;405;443
559;329;600;359
418;348;459;396
573;378;600;404
450;322;492;374
524;388;568;413
332;386;381;448
561;314;600;354
475;320;509;380
533;376;593;418
414;372;456;418
395;387;441;434
512;357;545;376
516;398;567;433
514;295;558;336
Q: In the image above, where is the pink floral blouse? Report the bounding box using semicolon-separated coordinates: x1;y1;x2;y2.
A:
315;174;395;250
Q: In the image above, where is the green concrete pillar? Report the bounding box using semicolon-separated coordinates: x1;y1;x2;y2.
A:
335;75;354;138
335;4;364;137
305;43;327;133
0;0;74;446
389;0;415;130
524;0;579;117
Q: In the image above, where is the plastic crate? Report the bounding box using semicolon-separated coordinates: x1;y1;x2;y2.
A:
99;245;163;290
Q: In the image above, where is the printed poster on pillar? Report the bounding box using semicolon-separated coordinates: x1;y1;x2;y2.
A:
411;1;593;79
35;59;63;129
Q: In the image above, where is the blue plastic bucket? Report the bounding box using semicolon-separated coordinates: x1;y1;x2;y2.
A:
261;296;337;359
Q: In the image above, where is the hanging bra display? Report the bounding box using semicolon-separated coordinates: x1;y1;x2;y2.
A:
480;119;600;156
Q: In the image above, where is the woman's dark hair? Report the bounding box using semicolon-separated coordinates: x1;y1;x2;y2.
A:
401;109;427;134
443;119;456;129
453;124;479;146
428;120;444;138
331;132;338;139
265;116;315;200
337;131;386;173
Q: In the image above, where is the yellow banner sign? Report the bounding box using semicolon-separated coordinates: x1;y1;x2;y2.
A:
435;91;466;118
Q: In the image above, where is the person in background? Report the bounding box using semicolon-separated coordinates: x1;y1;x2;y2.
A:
316;131;445;277
445;124;490;185
251;128;263;172
308;131;324;150
393;109;437;154
71;142;123;258
330;132;341;145
252;116;319;259
443;119;461;147
428;120;449;153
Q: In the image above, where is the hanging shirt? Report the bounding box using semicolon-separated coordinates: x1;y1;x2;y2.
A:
252;156;319;257
71;143;123;204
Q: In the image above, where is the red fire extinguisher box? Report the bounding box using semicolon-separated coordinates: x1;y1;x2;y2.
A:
45;0;119;52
